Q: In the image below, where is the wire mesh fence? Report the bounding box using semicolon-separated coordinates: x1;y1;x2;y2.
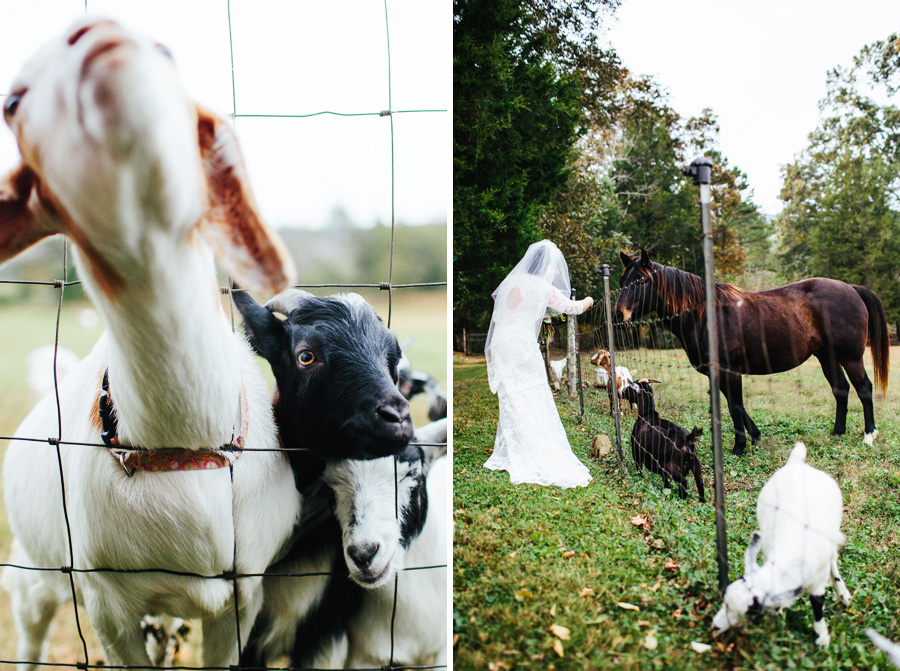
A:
550;237;891;642
0;1;448;669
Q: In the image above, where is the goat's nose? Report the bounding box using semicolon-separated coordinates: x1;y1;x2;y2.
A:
347;542;379;568
376;396;411;426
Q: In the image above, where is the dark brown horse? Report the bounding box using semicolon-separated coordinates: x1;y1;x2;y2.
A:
614;250;889;455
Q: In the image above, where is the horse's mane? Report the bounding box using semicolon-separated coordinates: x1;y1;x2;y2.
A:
652;263;745;317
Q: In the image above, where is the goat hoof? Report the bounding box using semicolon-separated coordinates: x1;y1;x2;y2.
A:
750;434;762;446
731;446;745;457
863;430;877;445
815;634;830;647
831;428;846;436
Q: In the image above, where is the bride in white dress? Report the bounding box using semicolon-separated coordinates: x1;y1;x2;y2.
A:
483;240;595;488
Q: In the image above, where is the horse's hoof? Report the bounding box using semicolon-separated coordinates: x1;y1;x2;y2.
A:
863;430;878;445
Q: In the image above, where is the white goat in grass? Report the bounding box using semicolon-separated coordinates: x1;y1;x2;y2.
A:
0;16;301;668
711;442;851;646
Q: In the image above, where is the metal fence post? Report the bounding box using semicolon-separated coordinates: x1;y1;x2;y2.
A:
601;265;624;468
685;157;728;593
570;288;585;418
567;289;578;400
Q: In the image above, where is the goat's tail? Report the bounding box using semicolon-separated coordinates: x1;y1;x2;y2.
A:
788;441;807;464
853;285;890;395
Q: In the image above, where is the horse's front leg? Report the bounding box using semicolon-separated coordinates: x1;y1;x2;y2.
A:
719;373;755;456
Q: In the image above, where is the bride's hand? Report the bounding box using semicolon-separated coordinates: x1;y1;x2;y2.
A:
582;296;594;309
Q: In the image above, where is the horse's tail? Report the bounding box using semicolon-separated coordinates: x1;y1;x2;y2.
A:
853;285;890;395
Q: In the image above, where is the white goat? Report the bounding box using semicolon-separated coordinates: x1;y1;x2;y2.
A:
0;16;300;668
711;442;851;646
867;629;900;668
243;419;448;669
549;357;567;382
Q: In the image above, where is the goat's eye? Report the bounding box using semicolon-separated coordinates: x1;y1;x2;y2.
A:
3;91;24;119
298;351;316;366
155;43;174;60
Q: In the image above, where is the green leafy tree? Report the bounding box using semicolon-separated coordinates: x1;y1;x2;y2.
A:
776;32;900;327
453;0;621;332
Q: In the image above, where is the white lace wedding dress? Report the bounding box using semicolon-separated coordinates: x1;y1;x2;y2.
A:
484;247;593;489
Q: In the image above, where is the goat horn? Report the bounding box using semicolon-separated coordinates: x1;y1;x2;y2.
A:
637;378;661;384
265;289;315;318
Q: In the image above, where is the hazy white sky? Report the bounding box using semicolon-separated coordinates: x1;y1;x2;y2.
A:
608;0;900;217
0;0;450;229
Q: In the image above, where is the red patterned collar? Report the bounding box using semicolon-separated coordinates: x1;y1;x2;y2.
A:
99;370;248;477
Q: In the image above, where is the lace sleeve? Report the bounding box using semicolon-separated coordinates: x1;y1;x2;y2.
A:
547;287;585;315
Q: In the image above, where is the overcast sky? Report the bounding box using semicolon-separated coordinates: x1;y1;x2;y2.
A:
0;0;450;229
608;0;900;217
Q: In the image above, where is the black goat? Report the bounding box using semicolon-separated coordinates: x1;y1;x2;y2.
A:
620;379;705;502
233;288;413;463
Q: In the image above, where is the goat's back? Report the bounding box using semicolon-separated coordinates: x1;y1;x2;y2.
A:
757;459;845;561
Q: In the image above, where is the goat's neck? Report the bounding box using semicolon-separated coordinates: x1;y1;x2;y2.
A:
75;235;243;450
637;395;658;421
750;561;804;606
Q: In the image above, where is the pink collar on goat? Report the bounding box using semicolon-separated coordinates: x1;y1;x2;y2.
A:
99;369;248;477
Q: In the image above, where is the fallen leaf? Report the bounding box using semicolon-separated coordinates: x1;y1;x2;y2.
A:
514;589;534;601
453;634;460;647
637;620;650;627
630;515;647;527
664;560;680;570
691;642;711;653
550;604;557;617
617;602;640;611
673;607;683;619
550;624;571;640
579;588;594;597
563;551;576;559
509;552;518;559
552;640;564;657
651;539;665;549
643;630;658;650
479;632;489;642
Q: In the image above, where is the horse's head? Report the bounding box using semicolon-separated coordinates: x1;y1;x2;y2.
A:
614;249;659;323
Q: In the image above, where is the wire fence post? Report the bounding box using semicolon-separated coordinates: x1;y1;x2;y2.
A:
685;157;728;592
567;289;578;400
601;265;624;468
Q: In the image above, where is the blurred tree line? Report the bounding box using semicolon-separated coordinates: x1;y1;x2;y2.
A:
454;0;899;342
0;220;447;304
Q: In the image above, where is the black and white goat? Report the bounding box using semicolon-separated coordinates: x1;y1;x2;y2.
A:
620;379;705;502
398;339;447;421
712;442;851;646
232;289;447;668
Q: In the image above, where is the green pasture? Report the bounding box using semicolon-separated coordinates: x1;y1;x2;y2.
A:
0;288;446;666
454;347;900;670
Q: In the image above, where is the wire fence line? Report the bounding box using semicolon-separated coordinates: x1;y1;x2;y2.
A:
0;1;447;670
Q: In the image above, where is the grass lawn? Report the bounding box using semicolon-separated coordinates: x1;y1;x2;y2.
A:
453;345;900;671
0;287;446;666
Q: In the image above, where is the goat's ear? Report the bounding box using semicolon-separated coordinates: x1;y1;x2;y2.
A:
619;251;632;268
195;106;296;296
423;443;447;474
232;288;288;364
0;163;61;265
744;531;762;576
415;418;448;473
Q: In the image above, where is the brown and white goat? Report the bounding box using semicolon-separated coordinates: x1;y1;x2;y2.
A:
0;16;301;669
590;349;635;413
